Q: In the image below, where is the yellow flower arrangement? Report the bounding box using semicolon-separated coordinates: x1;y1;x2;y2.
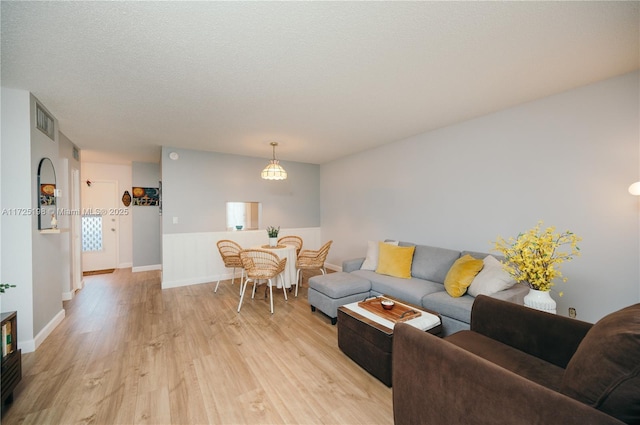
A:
493;221;581;292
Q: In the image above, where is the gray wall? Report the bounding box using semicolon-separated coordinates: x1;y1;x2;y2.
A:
321;71;640;323
132;162;161;268
161;148;320;234
29;94;65;336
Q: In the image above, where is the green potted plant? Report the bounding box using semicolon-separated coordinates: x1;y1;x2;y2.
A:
267;226;280;247
0;284;16;293
493;220;581;314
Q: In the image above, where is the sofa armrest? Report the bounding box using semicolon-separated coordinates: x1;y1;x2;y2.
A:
392;323;624;425
470;295;592;368
342;257;365;273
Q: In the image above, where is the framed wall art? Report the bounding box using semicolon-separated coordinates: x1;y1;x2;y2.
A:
132;187;160;206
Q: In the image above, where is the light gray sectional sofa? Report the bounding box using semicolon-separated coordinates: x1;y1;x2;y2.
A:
310;241;528;336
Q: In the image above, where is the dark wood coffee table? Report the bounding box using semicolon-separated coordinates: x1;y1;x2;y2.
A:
337;295;442;387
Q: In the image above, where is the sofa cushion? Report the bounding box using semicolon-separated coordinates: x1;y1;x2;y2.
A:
410;245;461;283
446;330;565;391
560;303;640;423
376;243;415;279
351;269;443;307
360;240;398;271
422;291;475;323
468;255;516;297
308;272;372;298
460;250;505;261
444;254;484;297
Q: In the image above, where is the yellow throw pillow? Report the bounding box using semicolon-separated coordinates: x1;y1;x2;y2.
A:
444;254;484;297
376;243;416;279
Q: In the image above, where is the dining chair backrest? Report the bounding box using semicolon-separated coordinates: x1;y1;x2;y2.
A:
296;240;333;268
237;249;288;314
316;240;332;263
240;249;286;280
217;239;243;268
278;235;303;256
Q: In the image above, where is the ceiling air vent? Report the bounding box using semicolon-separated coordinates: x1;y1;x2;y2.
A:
36;103;55;141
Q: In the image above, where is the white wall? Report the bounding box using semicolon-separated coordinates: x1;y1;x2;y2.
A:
81;162;133;268
321;71;640;323
162;227;321;288
1;88;35;348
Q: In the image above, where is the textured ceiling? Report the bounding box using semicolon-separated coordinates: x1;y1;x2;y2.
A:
1;1;638;164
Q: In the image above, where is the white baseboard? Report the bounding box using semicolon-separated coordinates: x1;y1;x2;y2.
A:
62;290;74;301
325;262;342;272
118;262;133;269
132;264;162;273
20;308;65;353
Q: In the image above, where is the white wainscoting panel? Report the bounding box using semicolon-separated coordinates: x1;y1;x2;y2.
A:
162;227;322;289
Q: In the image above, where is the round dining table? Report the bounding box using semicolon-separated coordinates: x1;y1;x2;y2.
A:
250;244;297;289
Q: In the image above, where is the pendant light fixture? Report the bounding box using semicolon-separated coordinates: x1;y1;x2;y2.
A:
261;142;287;180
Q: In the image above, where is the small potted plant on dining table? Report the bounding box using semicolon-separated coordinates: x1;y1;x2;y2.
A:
267;226;280;247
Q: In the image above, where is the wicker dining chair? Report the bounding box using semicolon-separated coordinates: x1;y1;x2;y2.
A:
294;240;333;297
278;235;303;256
215;240;245;293
237;249;288;314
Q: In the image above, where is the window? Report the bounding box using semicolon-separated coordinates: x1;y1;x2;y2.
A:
82;215;103;252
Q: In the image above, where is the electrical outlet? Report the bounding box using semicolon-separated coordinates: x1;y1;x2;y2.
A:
568;307;577;318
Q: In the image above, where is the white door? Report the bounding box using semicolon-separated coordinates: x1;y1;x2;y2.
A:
82;180;118;272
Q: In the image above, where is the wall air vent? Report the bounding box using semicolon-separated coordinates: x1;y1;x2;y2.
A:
36;103;55;141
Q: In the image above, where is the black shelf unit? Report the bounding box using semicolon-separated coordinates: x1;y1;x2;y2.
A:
1;311;21;410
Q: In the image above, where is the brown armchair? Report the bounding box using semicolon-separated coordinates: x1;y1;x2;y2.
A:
392;295;639;425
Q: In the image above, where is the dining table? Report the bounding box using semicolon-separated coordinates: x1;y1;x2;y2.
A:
250;243;297;289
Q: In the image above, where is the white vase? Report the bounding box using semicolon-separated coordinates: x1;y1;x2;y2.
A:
269;237;277;247
524;288;557;314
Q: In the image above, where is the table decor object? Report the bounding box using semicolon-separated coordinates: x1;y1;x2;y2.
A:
267;225;280;247
493;220;581;313
381;299;395;310
122;190;131;207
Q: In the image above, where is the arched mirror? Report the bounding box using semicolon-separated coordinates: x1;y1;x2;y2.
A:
38;157;57;230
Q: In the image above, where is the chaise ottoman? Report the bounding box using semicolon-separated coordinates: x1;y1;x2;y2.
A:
308;272;371;325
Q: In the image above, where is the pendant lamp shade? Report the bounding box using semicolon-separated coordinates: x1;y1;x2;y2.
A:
261;142;287;180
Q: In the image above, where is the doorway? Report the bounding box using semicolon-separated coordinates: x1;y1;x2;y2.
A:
81;180;118;272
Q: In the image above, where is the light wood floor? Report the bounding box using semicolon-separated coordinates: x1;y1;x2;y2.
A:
2;269;393;425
